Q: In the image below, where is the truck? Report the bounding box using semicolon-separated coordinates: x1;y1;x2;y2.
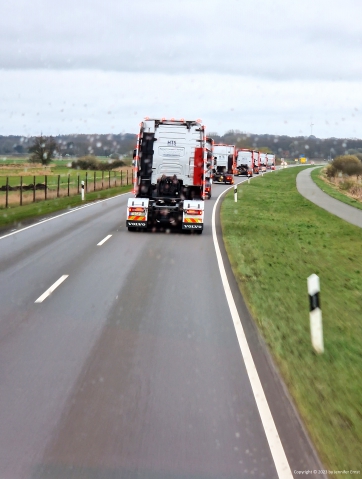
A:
235;149;254;177
127;118;212;233
212;144;235;184
266;153;275;170
259;152;267;172
253;150;260;174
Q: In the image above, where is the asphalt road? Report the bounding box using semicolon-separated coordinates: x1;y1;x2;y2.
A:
0;176;324;479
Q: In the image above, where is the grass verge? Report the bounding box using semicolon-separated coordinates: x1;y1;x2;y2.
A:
0;184;132;230
311;167;362;211
221;166;362;477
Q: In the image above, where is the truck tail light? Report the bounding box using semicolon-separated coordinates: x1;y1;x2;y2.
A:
129;207;145;213
185;209;203;215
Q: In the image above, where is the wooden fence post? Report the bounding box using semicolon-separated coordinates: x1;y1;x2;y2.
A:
20;176;23;206
5;176;9;208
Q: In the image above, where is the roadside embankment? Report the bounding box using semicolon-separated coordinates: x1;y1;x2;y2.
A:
310;167;362;212
221;166;362;477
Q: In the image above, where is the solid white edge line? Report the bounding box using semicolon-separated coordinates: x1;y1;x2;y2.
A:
34;275;69;303
0;191;132;241
97;234;112;246
212;180;293;479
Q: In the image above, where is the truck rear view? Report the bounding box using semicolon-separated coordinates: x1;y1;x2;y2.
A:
266;154;275;170
127;119;211;233
236;149;254;177
260;153;267;172
212;144;235;184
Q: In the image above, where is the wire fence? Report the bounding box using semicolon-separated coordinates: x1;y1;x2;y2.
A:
0;170;132;208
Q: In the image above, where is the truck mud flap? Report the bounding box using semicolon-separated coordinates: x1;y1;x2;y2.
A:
127;221;147;228
182;223;203;230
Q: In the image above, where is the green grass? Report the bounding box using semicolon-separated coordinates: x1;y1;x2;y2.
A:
0;184;132;229
311;167;362;212
221;167;362;477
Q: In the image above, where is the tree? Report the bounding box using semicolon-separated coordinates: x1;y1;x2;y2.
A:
28;135;57;165
331;155;360;175
344;160;362;179
258;146;272;154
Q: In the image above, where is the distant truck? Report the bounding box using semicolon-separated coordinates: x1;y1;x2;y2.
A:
127;118;212;233
253;150;260;174
212;144;235;184
235;149;254;177
266;153;275;170
259;153;267;172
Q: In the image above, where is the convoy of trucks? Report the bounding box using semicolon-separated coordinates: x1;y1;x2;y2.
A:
127;118;278;233
212;144;235;184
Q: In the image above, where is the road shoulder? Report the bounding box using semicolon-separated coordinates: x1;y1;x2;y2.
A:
215;182;326;478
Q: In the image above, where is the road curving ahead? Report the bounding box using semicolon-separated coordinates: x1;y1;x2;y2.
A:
296;167;362;229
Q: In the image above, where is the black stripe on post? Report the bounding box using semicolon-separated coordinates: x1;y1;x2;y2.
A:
309;292;320;312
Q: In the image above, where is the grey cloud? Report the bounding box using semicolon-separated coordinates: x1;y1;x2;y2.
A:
1;0;362;80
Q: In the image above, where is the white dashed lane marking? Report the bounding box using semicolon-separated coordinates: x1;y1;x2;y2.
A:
97;234;112;246
34;275;69;303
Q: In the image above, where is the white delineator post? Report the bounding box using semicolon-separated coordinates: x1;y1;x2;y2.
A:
81;180;85;201
307;274;324;354
234;184;237;202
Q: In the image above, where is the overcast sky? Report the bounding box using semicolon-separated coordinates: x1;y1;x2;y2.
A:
1;0;361;138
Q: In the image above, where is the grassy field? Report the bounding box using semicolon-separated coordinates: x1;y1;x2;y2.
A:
0;183;133;230
221;166;362;477
311;167;362;212
0;160;134;209
0;156;133;166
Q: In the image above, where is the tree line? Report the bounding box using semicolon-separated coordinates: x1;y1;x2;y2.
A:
0;133;135;158
1;131;362;161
